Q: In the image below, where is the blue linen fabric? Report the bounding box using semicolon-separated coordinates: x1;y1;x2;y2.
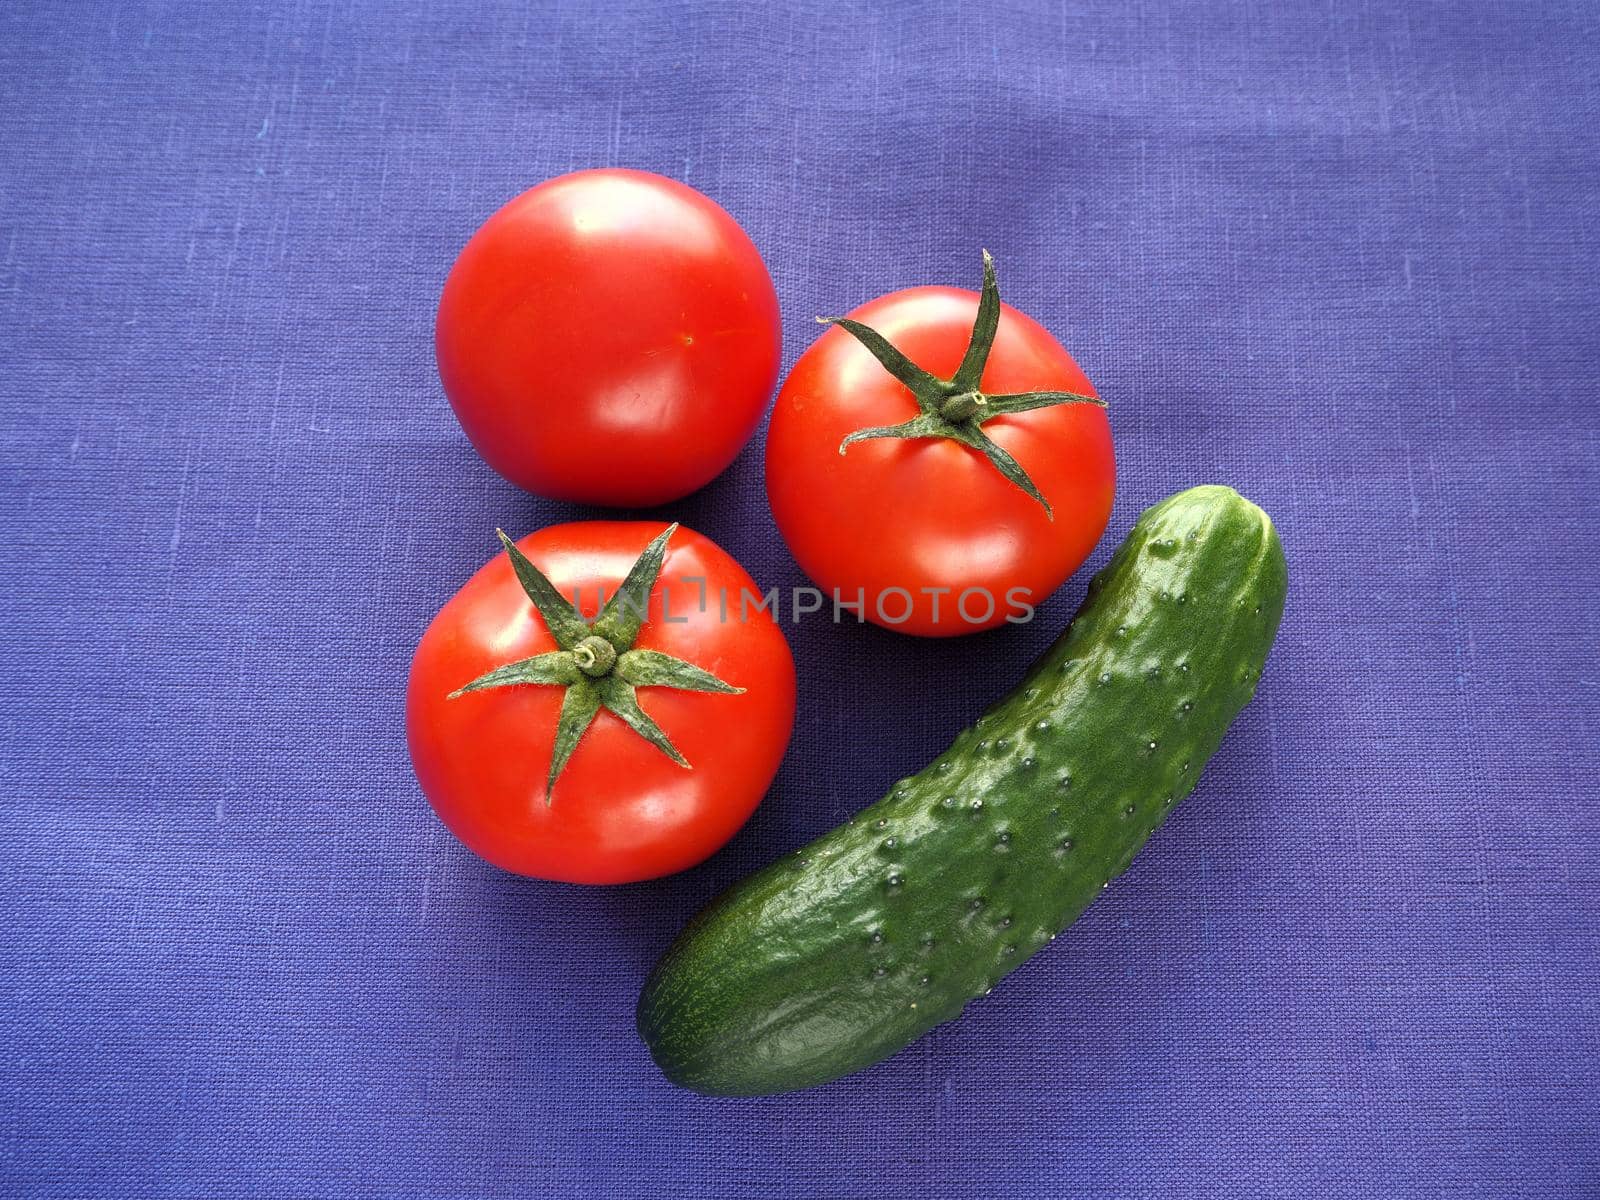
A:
2;1;1597;1196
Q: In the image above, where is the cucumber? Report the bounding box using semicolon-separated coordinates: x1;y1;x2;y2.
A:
637;485;1287;1095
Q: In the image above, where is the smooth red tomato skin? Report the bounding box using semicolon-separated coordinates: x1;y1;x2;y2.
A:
406;524;795;884
765;287;1114;637
435;170;781;506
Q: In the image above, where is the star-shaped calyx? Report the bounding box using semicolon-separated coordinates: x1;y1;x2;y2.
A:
449;524;742;801
824;250;1106;517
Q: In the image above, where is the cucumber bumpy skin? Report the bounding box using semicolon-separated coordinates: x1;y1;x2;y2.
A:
637;485;1287;1096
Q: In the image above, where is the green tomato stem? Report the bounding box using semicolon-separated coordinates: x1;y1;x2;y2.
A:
572;635;618;678
940;391;988;423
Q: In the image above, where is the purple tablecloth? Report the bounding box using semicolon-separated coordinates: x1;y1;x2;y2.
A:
2;2;1596;1196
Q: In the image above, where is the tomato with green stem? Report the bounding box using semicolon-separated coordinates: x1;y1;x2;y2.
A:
765;253;1114;636
407;523;795;884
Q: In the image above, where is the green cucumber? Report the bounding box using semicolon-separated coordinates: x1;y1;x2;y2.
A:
637;485;1288;1095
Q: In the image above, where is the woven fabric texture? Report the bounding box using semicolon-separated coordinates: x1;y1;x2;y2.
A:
2;2;1596;1197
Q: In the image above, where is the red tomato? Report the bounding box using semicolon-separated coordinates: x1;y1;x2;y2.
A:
407;522;795;884
765;260;1114;636
435;169;781;506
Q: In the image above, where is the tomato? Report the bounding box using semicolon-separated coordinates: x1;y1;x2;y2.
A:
435;169;781;506
407;522;795;884
764;254;1114;636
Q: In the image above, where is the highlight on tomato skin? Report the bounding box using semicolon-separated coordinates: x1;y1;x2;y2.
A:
765;255;1114;637
406;522;797;885
434;169;782;508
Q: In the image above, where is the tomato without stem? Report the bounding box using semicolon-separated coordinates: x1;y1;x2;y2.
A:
407;523;795;884
436;170;781;506
765;255;1115;636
